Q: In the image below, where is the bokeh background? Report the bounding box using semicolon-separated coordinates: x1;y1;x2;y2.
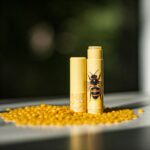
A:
0;1;139;98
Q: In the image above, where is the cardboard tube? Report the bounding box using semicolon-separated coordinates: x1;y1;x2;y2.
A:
70;57;87;112
87;46;104;114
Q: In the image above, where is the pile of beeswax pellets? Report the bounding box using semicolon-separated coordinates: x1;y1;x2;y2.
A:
0;104;143;127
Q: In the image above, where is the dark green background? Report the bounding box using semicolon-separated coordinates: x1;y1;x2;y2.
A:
0;0;139;98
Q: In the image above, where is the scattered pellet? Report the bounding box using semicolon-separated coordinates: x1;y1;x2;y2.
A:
0;104;140;127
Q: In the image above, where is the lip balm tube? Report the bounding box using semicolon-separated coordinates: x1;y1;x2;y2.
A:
87;46;104;114
70;57;87;112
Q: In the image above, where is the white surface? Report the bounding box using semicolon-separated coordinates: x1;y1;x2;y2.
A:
139;0;150;93
0;92;149;145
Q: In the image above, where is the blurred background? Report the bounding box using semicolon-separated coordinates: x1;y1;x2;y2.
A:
0;1;139;98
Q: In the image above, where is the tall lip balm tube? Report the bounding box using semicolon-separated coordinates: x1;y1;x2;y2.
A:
70;57;87;112
87;46;104;114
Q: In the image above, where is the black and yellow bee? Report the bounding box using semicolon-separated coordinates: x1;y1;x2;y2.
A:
88;70;103;100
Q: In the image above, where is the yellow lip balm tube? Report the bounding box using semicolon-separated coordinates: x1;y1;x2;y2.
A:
70;57;87;112
87;46;104;114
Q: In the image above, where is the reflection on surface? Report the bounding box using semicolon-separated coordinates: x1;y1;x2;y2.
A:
1;126;150;150
70;127;102;150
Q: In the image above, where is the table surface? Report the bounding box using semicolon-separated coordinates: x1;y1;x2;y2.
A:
0;92;150;150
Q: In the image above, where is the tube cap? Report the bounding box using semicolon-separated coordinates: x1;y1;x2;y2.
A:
70;57;87;112
88;46;103;59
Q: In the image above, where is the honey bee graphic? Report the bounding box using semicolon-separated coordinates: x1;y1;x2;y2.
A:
88;70;103;100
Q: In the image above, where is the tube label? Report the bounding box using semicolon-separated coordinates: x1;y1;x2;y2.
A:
87;59;104;114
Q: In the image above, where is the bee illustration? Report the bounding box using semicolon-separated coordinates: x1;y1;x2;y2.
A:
88;70;103;100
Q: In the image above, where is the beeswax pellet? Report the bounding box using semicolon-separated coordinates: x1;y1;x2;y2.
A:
0;104;139;127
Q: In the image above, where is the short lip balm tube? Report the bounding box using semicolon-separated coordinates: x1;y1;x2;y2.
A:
70;57;87;112
87;46;104;114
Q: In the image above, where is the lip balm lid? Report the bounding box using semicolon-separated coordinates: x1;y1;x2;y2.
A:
70;57;86;93
88;46;103;59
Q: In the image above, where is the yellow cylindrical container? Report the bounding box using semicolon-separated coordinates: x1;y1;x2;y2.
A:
70;57;87;112
87;46;104;114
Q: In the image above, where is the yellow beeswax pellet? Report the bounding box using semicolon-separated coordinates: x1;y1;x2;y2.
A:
138;109;144;114
0;104;141;127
